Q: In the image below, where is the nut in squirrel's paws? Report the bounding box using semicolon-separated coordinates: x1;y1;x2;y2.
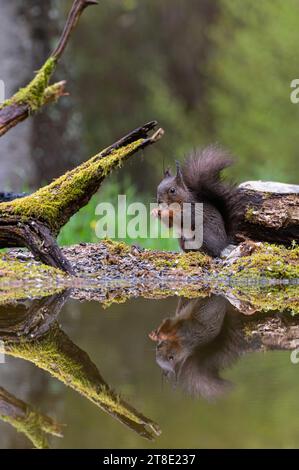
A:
151;206;175;219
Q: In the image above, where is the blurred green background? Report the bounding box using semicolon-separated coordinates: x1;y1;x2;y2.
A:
1;0;299;249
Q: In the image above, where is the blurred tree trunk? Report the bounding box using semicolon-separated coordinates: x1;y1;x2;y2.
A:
0;1;33;190
0;0;82;191
0;8;49;427
25;0;83;186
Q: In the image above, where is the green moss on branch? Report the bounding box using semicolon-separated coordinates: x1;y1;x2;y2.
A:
1;410;61;449
1;325;160;440
0;58;57;112
1;139;146;234
0;386;63;449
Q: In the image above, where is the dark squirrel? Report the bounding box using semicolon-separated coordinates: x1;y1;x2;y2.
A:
153;145;242;257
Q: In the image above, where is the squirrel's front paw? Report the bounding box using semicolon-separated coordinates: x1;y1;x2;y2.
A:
151;207;160;218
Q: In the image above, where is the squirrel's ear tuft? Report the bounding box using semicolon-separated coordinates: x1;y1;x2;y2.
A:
164;167;172;178
175;160;184;184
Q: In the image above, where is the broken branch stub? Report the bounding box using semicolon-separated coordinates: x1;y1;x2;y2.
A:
0;81;67;138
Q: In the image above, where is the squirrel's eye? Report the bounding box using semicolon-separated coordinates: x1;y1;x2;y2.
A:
169;187;176;194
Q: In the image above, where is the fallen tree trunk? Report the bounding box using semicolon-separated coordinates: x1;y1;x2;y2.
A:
0;121;163;272
237;181;299;244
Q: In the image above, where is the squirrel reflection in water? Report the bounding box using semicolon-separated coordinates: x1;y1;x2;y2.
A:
149;295;247;400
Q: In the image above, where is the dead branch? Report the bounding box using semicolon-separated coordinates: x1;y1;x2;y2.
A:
0;0;97;137
0;386;63;449
52;0;99;60
0;81;67;138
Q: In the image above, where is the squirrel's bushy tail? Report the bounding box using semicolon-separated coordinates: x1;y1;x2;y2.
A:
182;145;242;239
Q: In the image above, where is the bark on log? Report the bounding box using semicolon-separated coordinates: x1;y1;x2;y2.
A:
237;181;299;244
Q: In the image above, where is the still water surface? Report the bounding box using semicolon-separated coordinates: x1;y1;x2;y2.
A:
1;293;299;448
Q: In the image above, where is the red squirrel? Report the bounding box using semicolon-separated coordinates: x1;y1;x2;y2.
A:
152;145;242;257
149;296;246;400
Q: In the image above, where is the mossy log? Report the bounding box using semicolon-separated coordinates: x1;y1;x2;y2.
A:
0;121;163;272
237;181;299;244
66;241;299;313
0;386;63;449
0;293;161;441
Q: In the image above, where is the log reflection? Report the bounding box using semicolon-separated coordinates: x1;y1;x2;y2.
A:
0;292;160;445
